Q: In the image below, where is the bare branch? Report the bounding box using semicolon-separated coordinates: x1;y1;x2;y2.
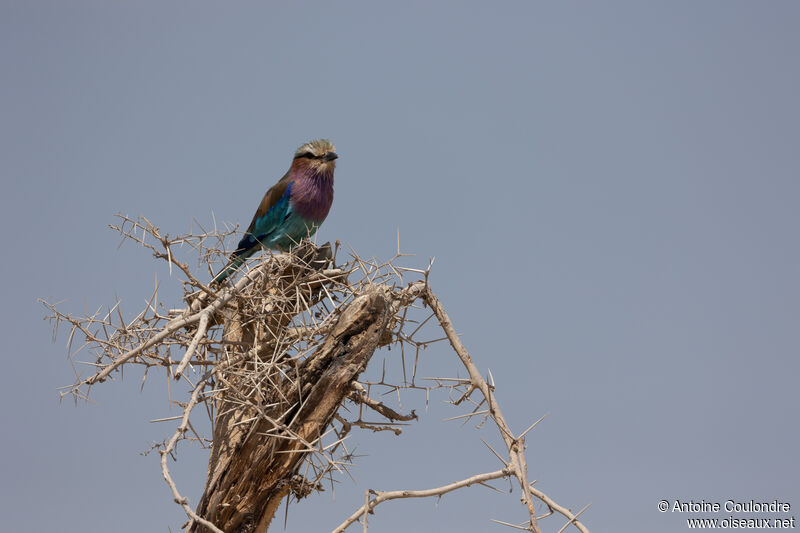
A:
423;286;543;533
332;468;514;533
174;312;210;379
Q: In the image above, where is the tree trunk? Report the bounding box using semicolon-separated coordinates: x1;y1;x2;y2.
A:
190;282;392;533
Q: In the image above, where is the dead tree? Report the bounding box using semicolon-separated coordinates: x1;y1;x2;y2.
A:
43;215;592;533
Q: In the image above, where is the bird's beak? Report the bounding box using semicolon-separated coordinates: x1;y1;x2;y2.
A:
322;151;338;162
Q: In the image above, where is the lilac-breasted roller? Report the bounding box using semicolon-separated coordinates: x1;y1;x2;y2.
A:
212;139;337;284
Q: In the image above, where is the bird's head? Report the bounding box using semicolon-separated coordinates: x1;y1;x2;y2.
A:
291;139;338;176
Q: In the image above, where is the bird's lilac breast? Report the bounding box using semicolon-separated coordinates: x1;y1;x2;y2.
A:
289;171;334;222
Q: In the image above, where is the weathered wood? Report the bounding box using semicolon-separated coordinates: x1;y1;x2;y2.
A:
190;283;391;533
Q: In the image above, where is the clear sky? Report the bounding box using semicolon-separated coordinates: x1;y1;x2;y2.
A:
2;2;798;532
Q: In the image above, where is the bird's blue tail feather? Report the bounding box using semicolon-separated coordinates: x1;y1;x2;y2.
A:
211;250;249;285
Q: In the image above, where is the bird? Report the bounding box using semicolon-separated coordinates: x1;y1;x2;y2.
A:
212;139;337;284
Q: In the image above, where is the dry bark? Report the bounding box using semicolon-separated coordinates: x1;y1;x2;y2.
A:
190;285;392;533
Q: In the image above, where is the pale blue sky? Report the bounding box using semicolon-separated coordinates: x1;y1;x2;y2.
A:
2;2;798;532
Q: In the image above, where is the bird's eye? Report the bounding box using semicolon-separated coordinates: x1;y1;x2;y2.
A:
295;152;318;160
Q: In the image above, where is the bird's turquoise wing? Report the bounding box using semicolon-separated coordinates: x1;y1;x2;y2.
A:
211;174;293;284
248;184;293;248
246;171;292;235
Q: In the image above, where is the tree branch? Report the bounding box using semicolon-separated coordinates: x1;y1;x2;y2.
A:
332;468;514;533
